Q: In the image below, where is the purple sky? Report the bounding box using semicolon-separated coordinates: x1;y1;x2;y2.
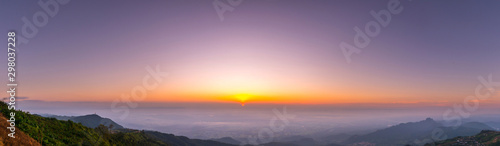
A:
1;0;499;104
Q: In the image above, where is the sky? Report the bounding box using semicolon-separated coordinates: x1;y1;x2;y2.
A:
1;0;500;105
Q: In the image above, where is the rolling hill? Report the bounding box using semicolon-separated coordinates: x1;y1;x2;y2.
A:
427;130;500;145
0;114;41;146
211;137;241;145
0;101;234;146
345;118;495;146
42;114;124;130
4;100;498;146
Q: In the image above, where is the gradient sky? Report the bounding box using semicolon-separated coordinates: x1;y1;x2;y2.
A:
1;0;499;104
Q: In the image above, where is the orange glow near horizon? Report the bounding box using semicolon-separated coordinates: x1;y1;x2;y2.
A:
18;34;488;105
13;1;500;108
21;60;500;106
235;93;250;106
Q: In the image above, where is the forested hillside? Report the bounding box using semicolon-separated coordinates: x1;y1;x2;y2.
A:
0;101;233;146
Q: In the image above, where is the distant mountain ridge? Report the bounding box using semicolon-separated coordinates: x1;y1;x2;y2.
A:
144;130;235;146
345;118;495;146
428;130;500;145
0;101;235;146
6;103;499;146
42;114;125;130
211;137;241;145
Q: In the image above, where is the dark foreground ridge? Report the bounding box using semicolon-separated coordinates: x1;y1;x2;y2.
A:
1;101;498;146
0;101;234;146
427;130;500;146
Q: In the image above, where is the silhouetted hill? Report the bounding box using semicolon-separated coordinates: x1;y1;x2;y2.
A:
144;130;235;146
0;101;234;146
37;114;72;120
70;114;125;130
43;114;124;130
346;118;440;145
441;122;495;139
210;137;241;145
345;118;494;146
427;130;500;145
1;102;113;145
10;100;496;146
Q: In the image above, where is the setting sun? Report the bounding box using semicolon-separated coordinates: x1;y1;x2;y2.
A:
4;1;500;145
235;93;252;106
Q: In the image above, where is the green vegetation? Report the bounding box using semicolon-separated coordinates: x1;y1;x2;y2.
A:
0;101;167;146
429;130;500;146
0;101;235;146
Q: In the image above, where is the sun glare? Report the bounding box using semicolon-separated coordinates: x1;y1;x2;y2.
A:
235;93;251;106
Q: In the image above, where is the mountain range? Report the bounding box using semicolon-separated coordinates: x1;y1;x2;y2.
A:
41;114;125;130
427;130;500;145
1;101;498;146
345;118;495;146
0;102;233;146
